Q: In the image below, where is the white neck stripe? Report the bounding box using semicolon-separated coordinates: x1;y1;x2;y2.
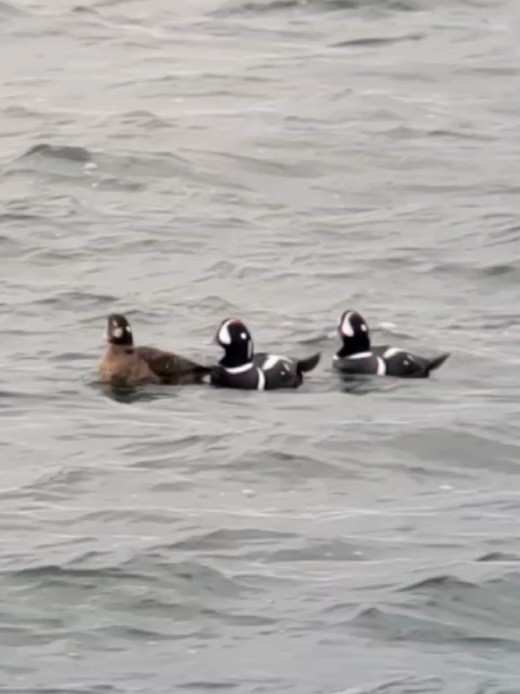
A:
224;362;253;374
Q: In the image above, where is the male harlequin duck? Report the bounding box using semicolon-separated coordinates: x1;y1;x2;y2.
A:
98;314;213;387
211;318;320;390
333;310;450;378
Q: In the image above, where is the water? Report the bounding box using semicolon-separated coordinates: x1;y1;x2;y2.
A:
1;0;520;691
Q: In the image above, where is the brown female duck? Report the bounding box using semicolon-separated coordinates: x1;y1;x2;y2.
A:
98;313;213;387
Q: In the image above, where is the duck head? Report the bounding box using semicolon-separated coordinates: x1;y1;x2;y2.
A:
337;310;370;357
106;314;134;347
215;318;254;368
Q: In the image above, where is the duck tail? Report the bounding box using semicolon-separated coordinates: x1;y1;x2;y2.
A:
297;352;321;375
428;352;450;373
193;365;213;376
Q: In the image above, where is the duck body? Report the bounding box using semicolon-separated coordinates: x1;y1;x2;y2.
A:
99;344;162;386
210;319;320;391
333;310;449;379
98;314;212;387
333;346;449;378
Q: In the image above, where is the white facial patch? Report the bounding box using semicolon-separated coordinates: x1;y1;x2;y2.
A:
240;332;247;340
218;321;232;345
361;324;367;332
112;325;124;339
340;312;354;337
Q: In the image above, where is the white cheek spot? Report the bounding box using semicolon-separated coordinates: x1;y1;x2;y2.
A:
361;324;367;332
126;326;132;334
218;322;231;345
340;312;354;337
113;326;123;338
240;332;247;340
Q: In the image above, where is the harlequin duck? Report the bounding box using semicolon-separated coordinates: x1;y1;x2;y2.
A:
333;310;450;378
211;318;320;390
98;313;213;387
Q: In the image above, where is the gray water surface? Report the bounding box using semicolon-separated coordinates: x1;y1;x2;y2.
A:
2;0;520;692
